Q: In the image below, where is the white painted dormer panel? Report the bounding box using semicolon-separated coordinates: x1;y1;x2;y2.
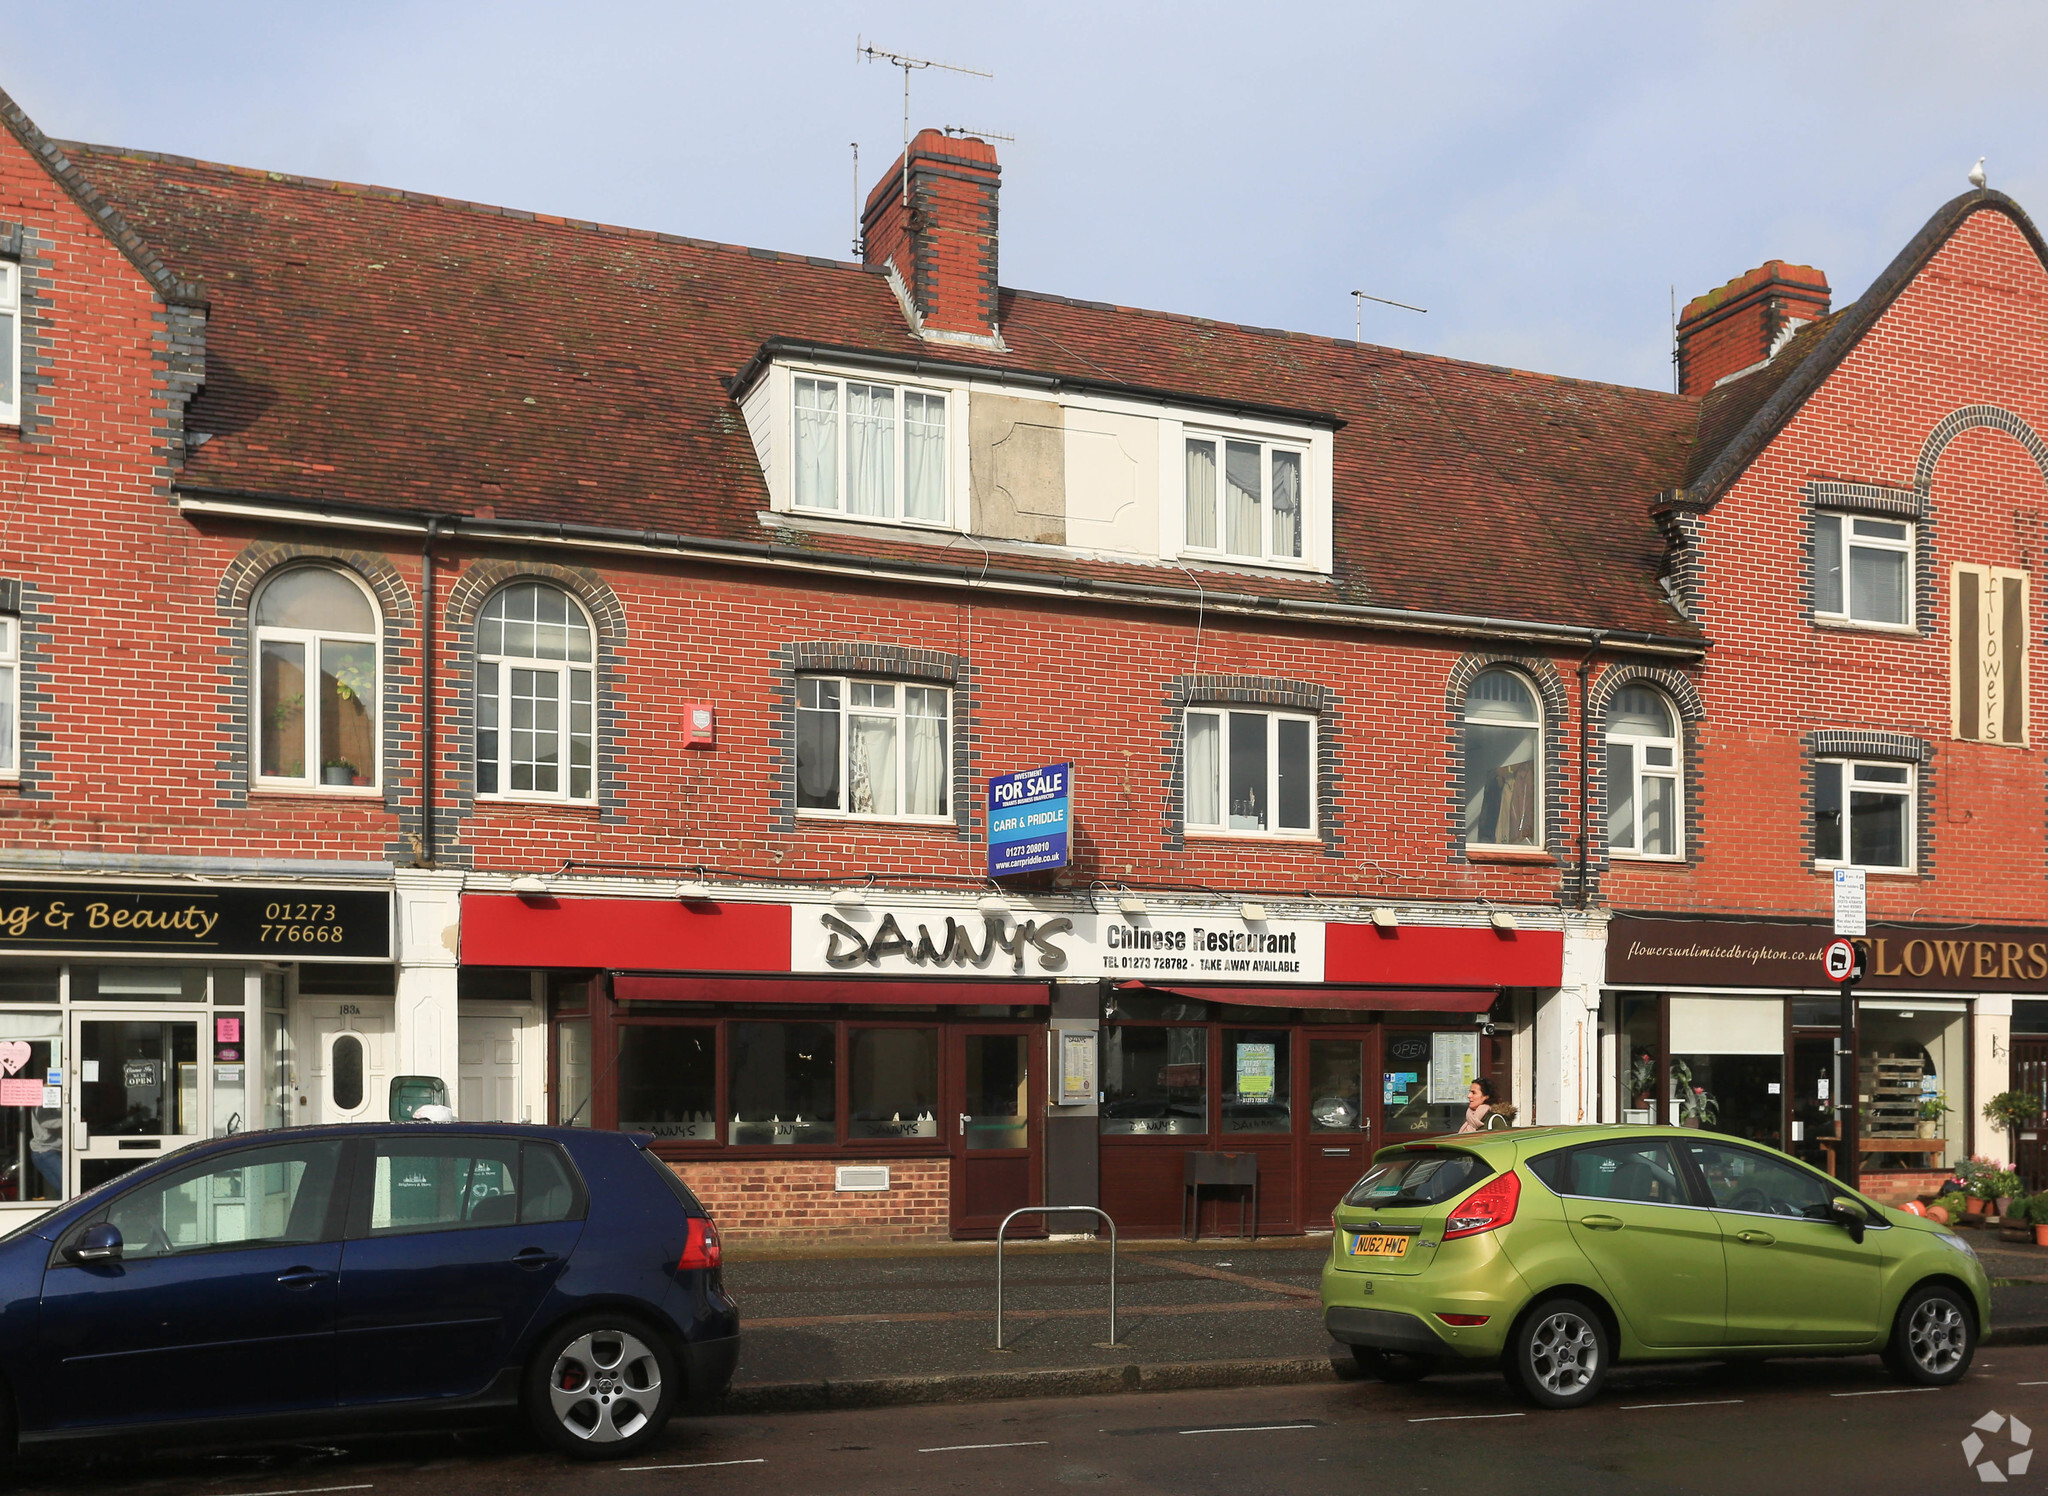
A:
742;355;1333;577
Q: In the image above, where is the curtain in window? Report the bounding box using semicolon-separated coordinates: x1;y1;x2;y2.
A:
904;392;946;522
846;383;895;517
1270;450;1302;559
904;688;948;816
1224;441;1262;557
1464;723;1538;846
1849;543;1906;624
795;679;841;809
1606;741;1636;847
1813;514;1843;614
1185;441;1218;549
849;710;898;816
1641;771;1676;855
0;655;13;773
1187;712;1220;824
794;378;839;510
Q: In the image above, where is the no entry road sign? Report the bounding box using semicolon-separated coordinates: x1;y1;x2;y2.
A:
1822;937;1862;984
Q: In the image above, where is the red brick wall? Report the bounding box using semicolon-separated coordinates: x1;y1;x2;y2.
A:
1676;261;1831;396
670;1156;951;1240
1609;207;2048;923
861;128;1000;339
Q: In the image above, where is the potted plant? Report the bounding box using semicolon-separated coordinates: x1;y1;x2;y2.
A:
1929;1191;1968;1226
1984;1091;2043;1161
1669;1059;1719;1129
321;758;359;786
2000;1193;2037;1242
1918;1091;1949;1139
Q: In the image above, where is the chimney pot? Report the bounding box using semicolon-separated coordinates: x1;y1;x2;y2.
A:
1674;260;1831;397
862;128;1002;345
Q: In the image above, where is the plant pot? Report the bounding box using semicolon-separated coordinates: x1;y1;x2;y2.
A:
321;765;356;786
1968;1199;1992;1218
1999;1197;2016;1217
1917;1120;1938;1138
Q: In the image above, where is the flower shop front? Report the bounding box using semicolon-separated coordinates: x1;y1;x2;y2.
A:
1603;914;2048;1204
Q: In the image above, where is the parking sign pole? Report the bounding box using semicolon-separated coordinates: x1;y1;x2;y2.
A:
1836;945;1863;1192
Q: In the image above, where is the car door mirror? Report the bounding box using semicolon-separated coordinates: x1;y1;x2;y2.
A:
66;1222;123;1265
1828;1196;1868;1244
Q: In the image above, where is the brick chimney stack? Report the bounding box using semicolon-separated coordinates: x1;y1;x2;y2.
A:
862;129;1001;345
1674;261;1831;397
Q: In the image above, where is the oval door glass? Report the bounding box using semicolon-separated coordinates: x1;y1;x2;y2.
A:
330;1034;365;1112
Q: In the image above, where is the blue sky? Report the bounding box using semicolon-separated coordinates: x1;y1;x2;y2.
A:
6;1;2045;390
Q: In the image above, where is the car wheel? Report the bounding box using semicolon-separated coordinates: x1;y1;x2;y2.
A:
1350;1345;1434;1383
1506;1297;1609;1409
1886;1283;1975;1386
525;1314;678;1460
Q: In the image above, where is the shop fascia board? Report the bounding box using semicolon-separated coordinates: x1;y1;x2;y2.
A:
173;487;1706;658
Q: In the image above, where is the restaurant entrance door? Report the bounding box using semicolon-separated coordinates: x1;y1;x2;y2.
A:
949;1026;1041;1238
1301;1028;1378;1225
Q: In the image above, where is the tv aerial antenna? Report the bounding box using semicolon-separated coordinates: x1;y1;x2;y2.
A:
858;38;993;205
1352;289;1427;342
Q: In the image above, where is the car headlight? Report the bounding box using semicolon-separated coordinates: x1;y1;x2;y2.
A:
1935;1230;1980;1261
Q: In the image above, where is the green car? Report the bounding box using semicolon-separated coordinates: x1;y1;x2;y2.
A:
1322;1124;1990;1409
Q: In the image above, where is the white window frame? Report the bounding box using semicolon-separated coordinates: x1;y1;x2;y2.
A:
1952;563;2030;746
250;567;382;794
788;373;952;529
1182;707;1318;839
1606;689;1683;861
1462;670;1545;851
0;612;16;779
476;585;598;805
0;259;19;427
1812;758;1915;873
1814;512;1915;630
1180;430;1311;566
794;674;953;823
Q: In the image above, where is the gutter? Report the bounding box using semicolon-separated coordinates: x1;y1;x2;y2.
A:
173;486;1707;658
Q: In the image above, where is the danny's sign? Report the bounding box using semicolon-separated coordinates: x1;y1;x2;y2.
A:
794;903;1325;982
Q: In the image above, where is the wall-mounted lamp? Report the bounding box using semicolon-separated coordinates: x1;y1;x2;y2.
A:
1240;901;1269;923
1118;893;1148;917
830;886;869;910
1369;906;1399;930
675;880;712;902
509;875;548;897
1489;910;1519;933
977;894;1012;918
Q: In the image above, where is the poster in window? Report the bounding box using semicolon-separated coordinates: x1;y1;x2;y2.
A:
1236;1042;1276;1100
1429;1031;1480;1104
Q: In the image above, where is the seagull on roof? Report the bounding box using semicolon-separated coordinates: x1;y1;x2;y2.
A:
1970;157;1988;190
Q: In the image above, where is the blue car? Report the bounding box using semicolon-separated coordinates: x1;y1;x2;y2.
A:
0;1122;737;1460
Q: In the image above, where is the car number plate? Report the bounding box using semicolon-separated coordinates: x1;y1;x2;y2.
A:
1349;1233;1409;1258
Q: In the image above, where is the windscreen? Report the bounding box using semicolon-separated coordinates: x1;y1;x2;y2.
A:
1342;1150;1490;1209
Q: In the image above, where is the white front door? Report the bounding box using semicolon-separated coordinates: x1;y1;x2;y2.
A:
458;1005;534;1122
294;1000;395;1124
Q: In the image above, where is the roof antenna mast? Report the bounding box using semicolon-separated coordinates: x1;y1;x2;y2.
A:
851;142;861;257
1351;288;1427;342
858;37;993;207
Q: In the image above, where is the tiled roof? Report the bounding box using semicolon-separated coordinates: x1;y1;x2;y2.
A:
66;141;1704;640
1684;312;1843;488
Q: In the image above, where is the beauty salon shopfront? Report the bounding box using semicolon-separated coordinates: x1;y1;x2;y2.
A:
1605;914;2036;1201
459;887;1565;1240
0;874;399;1222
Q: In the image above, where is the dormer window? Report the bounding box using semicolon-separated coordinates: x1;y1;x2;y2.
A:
793;376;949;526
1183;435;1305;563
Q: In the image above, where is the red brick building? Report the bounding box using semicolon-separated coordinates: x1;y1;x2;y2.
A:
0;86;2042;1236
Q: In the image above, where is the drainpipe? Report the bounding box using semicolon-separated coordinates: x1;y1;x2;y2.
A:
419;518;443;866
1575;633;1607;909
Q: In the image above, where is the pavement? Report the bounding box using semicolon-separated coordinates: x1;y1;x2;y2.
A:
716;1222;2048;1411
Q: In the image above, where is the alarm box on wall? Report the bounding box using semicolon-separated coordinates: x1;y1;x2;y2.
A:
683;704;716;749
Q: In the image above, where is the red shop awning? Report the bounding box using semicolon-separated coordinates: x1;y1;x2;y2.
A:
1119;983;1496;1012
614;975;1051;1006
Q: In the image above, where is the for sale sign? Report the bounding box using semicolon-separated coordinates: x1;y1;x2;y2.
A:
988;762;1072;877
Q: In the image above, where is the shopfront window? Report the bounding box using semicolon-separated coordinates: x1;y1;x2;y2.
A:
728;1022;835;1144
1859;1001;1965;1172
79;1019;199;1139
1669;996;1784;1149
1383;1029;1482;1134
1101;1026;1207;1134
1308;1038;1366;1132
0;1012;61;1205
618;1026;717;1140
1222;1029;1290;1133
1618;995;1662;1124
851;1027;939;1140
